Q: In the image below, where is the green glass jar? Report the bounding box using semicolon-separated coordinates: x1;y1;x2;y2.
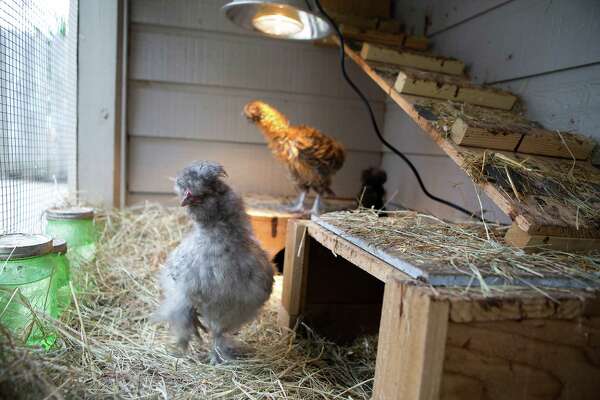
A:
0;234;58;349
45;207;96;266
51;238;71;316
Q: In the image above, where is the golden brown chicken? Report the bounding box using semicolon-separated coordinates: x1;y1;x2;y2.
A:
243;100;345;214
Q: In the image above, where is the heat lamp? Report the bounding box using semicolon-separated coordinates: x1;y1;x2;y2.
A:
222;0;332;40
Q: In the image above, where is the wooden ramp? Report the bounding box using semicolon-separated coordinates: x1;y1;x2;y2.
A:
334;39;600;250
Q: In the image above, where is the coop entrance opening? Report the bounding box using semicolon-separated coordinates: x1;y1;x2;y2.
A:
272;248;285;274
301;238;385;343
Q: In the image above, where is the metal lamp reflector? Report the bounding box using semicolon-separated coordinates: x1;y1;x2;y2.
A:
222;0;332;40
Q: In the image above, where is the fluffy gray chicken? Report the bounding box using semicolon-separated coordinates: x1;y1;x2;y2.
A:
155;161;274;363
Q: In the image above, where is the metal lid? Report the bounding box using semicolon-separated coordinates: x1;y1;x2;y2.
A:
0;233;54;260
46;206;94;220
52;238;68;254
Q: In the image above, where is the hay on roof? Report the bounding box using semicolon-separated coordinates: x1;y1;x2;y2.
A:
462;151;600;229
317;209;600;297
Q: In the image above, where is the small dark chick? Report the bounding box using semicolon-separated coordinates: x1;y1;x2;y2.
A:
359;167;387;211
155;161;274;364
243;100;345;215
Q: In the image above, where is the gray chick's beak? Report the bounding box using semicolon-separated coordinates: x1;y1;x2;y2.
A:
181;190;194;207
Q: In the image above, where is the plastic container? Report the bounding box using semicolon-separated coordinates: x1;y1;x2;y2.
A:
45;207;97;266
0;234;59;349
51;238;71;315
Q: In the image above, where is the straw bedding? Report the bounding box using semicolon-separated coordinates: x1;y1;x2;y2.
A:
318;209;600;296
0;203;376;399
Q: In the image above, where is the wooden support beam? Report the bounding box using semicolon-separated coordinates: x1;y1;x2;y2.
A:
320;0;391;19
361;42;465;75
517;128;596;160
374;280;449;400
278;220;310;329
455;87;517;111
450;118;596;160
403;35;429;51
393;72;517;110
330;13;378;30
394;71;458;99
450;118;522;150
306;222;403;282
505;223;600;252
377;19;402;34
341;26;404;48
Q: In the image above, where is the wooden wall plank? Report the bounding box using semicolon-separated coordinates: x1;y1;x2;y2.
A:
361;43;465;75
128;137;381;197
443;318;600;399
373;281;449;400
128;26;384;101
127;81;385;152
505;223;600;252
278;220;310;329
432;0;600;83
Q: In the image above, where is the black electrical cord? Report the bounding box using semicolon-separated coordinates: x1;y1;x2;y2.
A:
313;0;488;222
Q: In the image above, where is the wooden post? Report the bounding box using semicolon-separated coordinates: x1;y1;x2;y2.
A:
373;280;449;400
278;220;310;329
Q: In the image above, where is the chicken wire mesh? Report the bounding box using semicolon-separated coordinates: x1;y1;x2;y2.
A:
0;0;77;234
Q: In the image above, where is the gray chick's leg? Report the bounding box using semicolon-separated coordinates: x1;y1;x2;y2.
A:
210;333;236;365
209;333;250;364
310;193;323;216
167;305;199;355
287;190;307;213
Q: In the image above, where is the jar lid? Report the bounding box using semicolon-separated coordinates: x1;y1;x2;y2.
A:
0;233;54;260
52;238;68;254
46;207;94;220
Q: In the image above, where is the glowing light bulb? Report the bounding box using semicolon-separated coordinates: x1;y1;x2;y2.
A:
252;13;303;36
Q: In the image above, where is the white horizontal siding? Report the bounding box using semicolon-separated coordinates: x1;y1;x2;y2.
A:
381;101;445;155
129;26;383;101
391;0;509;36
130;0;246;35
499;64;600;140
128;137;381;198
427;0;510;35
431;0;600;83
126;0;385;204
128;81;385;152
